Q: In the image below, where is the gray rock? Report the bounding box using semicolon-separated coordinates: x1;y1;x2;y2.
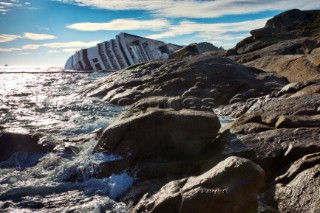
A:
216;92;320;178
228;10;320;82
302;39;318;54
273;153;320;213
0;130;53;162
94;108;221;161
250;27;274;39
133;156;265;213
275;114;320;128
83;54;287;106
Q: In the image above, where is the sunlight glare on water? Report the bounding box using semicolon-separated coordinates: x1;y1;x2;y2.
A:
0;66;132;212
0;66;122;136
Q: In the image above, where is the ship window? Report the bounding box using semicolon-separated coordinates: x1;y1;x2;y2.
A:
93;58;98;63
95;63;102;70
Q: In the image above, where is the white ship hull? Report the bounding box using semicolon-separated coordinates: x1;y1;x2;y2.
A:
64;33;181;71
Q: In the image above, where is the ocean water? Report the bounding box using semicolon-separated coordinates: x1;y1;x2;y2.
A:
0;66;133;212
0;66;235;212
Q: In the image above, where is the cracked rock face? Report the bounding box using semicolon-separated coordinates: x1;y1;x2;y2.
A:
272;153;320;213
133;156;265;213
217;91;320;176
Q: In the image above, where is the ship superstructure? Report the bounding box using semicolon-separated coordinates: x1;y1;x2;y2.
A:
64;33;181;71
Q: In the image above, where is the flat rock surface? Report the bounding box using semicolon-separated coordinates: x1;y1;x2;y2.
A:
83;54;287;106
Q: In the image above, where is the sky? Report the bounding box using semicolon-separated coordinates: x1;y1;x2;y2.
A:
0;0;319;66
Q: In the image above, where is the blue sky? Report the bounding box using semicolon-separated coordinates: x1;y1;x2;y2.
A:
0;0;319;66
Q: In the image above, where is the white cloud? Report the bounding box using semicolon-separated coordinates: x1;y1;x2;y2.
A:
18;52;31;55
0;40;99;52
55;0;320;18
148;18;268;40
48;50;60;53
67;19;169;31
23;32;56;40
0;47;21;52
147;18;268;48
61;48;79;52
36;26;50;31
22;44;40;50
0;0;35;15
64;17;268;48
0;1;21;11
0;34;21;42
0;2;15;7
42;41;100;48
0;32;56;43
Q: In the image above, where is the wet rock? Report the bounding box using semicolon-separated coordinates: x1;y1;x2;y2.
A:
0;131;53;162
93;159;133;179
63;128;103;143
133;156;265;213
94;108;221;161
63;145;81;155
119;179;165;208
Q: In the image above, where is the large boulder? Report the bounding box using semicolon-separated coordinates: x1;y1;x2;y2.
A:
94;108;221;161
265;9;308;31
0;130;53;162
83;54;287;107
133;156;265;213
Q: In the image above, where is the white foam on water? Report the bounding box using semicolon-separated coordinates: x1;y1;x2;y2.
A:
0;70;132;211
218;115;236;127
214;108;236;127
80;173;134;199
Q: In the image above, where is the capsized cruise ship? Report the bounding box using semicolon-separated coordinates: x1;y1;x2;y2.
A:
64;32;182;71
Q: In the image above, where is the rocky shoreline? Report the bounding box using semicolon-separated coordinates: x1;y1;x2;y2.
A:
1;9;319;212
88;9;319;213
